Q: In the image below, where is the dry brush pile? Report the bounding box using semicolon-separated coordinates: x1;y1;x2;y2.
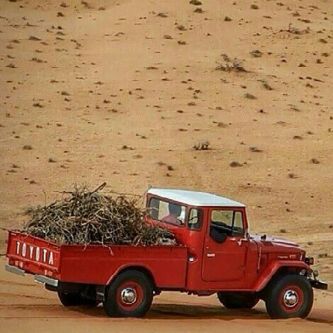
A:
23;183;176;246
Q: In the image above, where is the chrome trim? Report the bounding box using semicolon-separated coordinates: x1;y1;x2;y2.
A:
96;291;105;301
120;288;137;304
257;245;262;271
34;275;58;287
283;289;298;307
5;264;25;276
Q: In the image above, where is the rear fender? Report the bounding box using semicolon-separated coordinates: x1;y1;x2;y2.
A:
254;261;311;292
106;264;156;288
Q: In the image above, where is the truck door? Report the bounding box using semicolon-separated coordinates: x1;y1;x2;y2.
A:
202;209;248;282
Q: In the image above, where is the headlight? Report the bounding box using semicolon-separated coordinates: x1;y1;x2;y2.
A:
305;257;314;265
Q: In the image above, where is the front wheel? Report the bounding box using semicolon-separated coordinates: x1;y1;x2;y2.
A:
103;270;153;317
265;274;313;319
217;292;259;309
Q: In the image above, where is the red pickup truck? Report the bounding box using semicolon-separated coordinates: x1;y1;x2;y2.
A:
5;188;327;319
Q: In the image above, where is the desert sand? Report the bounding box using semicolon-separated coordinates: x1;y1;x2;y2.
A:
0;0;332;331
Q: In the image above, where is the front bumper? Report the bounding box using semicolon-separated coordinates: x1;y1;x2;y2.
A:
310;279;328;290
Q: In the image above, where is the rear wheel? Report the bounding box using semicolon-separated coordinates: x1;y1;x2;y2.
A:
217;292;259;309
103;270;153;317
264;274;313;319
58;291;97;307
58;291;82;306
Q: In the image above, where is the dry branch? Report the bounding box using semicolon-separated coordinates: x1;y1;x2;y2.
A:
22;184;176;246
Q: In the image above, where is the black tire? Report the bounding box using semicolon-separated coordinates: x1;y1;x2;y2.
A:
58;291;97;307
217;292;259;309
58;291;83;306
103;270;153;317
264;274;313;319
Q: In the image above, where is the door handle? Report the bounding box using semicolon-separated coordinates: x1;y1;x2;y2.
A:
207;253;215;258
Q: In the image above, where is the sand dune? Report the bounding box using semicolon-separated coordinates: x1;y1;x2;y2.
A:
0;0;332;331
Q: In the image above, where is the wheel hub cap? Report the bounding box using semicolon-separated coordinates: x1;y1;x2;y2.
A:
283;289;298;307
120;287;137;304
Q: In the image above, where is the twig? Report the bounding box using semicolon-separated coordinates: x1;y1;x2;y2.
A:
21;183;176;247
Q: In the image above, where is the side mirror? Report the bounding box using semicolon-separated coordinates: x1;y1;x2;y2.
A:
210;228;227;243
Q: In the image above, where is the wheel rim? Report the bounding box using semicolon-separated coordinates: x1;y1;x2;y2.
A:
120;288;137;305
279;285;304;312
116;281;144;311
283;290;298;308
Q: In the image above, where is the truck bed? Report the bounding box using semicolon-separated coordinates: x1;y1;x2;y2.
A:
6;231;188;288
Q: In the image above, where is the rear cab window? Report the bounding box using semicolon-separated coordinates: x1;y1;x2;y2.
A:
148;197;186;226
148;197;203;230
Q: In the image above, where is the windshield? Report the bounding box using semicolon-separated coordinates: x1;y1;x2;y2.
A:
148;197;186;226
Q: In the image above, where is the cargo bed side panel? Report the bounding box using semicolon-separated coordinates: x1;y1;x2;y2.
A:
59;245;188;288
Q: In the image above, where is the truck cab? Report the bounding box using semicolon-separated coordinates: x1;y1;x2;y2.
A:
146;188;327;317
147;188;256;289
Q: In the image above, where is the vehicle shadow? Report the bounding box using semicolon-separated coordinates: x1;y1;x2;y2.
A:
148;303;267;320
71;302;333;323
72;302;268;320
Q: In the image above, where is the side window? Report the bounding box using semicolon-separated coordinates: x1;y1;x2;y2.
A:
188;208;202;230
210;210;244;237
211;210;233;225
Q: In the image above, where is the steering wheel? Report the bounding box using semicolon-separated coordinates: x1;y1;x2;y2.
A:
211;221;232;235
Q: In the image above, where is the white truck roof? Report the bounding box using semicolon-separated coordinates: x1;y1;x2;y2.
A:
147;188;245;208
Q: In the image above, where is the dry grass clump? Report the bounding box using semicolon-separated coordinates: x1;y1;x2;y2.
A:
286;24;310;35
230;161;243;167
189;0;202;5
215;54;247;73
244;92;257;99
250;49;262;58
193;141;210;150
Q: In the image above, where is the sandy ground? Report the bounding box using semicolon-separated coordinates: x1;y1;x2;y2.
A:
0;258;332;333
0;0;332;331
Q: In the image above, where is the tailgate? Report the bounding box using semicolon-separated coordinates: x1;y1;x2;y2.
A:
6;231;61;278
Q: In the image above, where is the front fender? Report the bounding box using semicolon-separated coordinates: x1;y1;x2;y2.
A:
253;260;311;292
